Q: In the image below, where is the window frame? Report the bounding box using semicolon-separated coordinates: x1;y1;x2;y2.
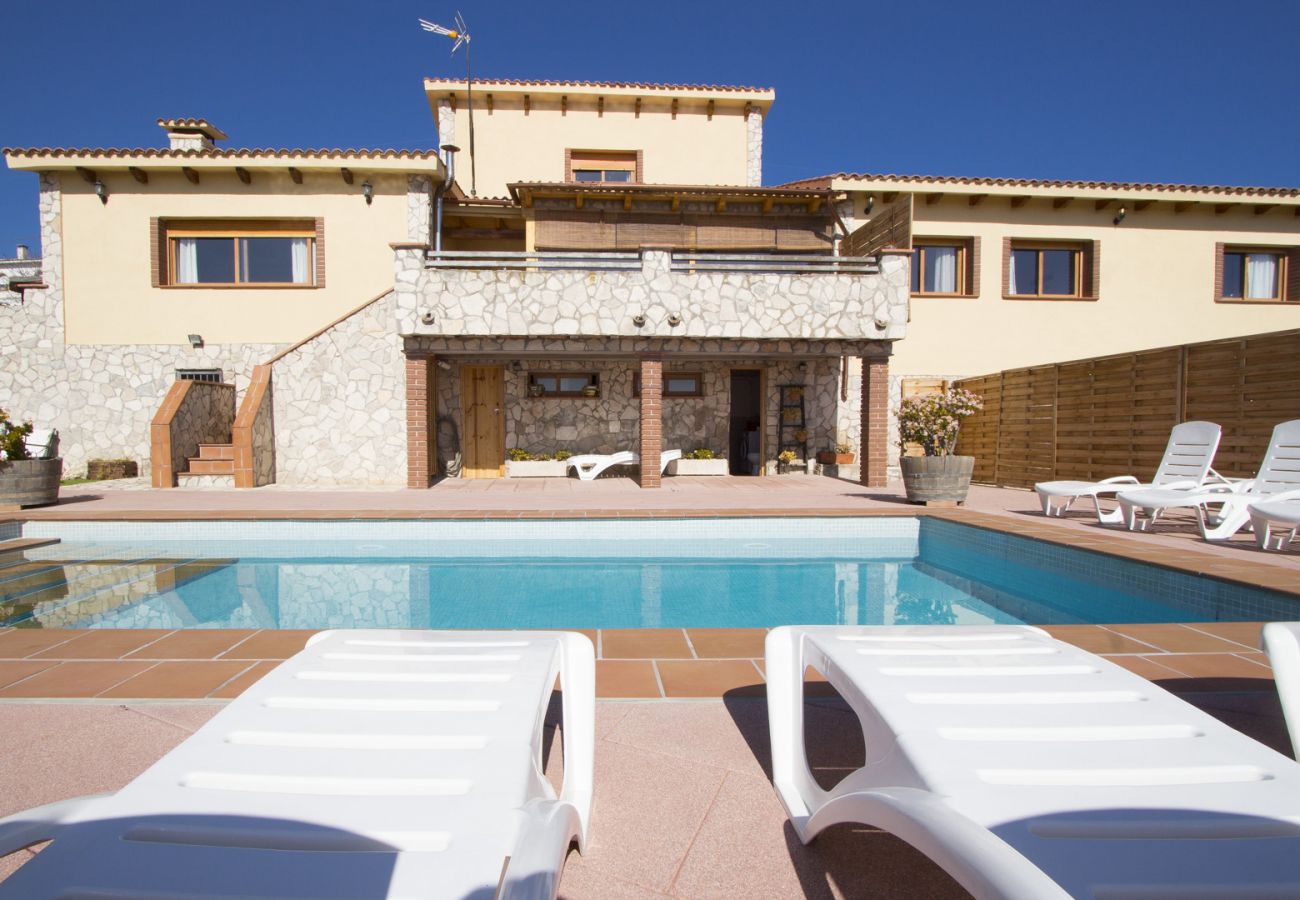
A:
1003;239;1094;301
527;371;600;398
1216;244;1293;304
158;219;320;289
565;149;643;185
633;371;704;398
910;238;976;298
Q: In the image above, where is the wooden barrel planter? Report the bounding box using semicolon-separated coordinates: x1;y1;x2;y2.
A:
900;455;974;505
0;458;63;508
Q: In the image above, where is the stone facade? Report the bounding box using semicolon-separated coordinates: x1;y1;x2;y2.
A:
0;258;40;309
745;106;763;187
406;175;432;243
396;248;909;342
436;99;455;148
269;291;408;485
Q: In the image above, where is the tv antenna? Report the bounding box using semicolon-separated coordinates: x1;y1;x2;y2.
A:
419;12;477;196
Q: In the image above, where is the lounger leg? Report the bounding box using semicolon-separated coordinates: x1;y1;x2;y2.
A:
557;632;595;847
1093;495;1124;525
1198;504;1250;542
1037;491;1072;517
765;627;829;843
0;795;103;858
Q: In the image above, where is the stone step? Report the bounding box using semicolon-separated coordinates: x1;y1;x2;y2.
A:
176;472;235;490
196;443;235;460
186;458;234;475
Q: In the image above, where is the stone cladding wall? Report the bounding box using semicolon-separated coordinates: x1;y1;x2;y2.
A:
745;107;763;187
0;259;40;309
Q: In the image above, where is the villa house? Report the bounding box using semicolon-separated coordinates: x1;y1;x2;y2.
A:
3;78;1298;492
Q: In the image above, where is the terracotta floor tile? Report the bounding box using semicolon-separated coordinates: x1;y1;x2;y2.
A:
657;660;764;698
686;628;767;659
1106;655;1182;680
1181;622;1265;651
600;629;691;659
0;629;89;658
124;630;257;660
1044;624;1162;654
596;661;661;698
1104;624;1252;653
209;660;280;699
1141;653;1276;681
100;661;255;699
0;661;155;698
0;660;60;690
32;629;173;660
217;630;317;659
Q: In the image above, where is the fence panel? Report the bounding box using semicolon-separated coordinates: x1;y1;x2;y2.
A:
952;329;1300;487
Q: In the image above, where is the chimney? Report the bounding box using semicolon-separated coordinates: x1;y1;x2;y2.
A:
15;244;29;260
156;118;229;152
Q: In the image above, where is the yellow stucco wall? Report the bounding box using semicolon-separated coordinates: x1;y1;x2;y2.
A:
59;170;409;344
874;196;1300;379
445;96;751;198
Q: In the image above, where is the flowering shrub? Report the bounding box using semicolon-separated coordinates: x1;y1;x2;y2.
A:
687;448;717;460
897;389;983;457
0;410;33;462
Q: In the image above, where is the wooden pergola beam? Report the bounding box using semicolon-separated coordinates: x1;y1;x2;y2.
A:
288;167;303;185
1094;199;1113;211
235;167;251;185
1214;202;1236;215
182;167;199;185
1173;201;1193;213
128;167;148;184
924;193;943;206
1052;197;1071;209
1134;200;1153;211
1253;204;1277;216
968;194;987;207
1010;196;1029;208
75;166;97;184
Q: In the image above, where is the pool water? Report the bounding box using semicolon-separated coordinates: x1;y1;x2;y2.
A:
2;518;1294;629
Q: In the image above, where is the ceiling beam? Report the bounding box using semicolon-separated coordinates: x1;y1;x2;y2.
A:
1253;204;1277;216
75;166;97;184
1214;202;1236;215
1052;197;1071;209
1094;199;1113;211
924;192;943;206
561;95;567;117
182;167;199;185
1010;196;1029;208
1173;201;1193;213
671;98;678;120
340;167;354;185
707;99;714;121
523;94;530;116
635;97;641;118
486;93;493;115
1134;200;1153;211
881;192;898;203
235;167;251;185
597;96;603;118
288;167;303;185
128;167;148;184
968;194;987;207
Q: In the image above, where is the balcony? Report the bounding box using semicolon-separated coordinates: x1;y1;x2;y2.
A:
394;248;908;342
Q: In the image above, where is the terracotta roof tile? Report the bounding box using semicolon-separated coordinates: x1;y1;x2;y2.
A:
424;77;773;94
4;147;440;161
777;172;1300;198
156;118;228;140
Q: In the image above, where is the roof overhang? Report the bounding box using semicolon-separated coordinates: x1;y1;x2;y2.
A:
509;182;833;214
3;149;446;180
425;78;773;115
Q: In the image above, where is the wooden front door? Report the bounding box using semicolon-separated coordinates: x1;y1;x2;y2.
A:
462;365;505;478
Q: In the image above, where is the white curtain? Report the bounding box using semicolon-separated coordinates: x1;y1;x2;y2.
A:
1006;250;1018;294
290;238;311;284
930;246;958;293
176;238;199;283
1245;253;1278;299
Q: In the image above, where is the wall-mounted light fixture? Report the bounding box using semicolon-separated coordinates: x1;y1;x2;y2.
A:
666;313;682;327
797;361;809;373
187;333;204;348
435;359;452;371
420;309;435;325
1113;205;1127;226
631;314;646;327
94;180;109;204
362;181;373;205
864;194;875;215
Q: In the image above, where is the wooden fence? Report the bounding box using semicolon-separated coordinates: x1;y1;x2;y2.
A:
841;195;913;257
951;329;1300;488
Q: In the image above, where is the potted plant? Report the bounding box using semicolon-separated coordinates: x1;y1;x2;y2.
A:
816;442;856;466
896;388;983;505
504;447;568;478
0;410;61;508
668;448;728;476
777;448;797;473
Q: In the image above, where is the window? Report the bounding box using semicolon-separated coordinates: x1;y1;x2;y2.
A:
1003;239;1098;300
633;371;703;398
528;372;599;397
1217;245;1294;302
910;238;978;297
175;368;223;383
566;150;641;184
157;220;320;287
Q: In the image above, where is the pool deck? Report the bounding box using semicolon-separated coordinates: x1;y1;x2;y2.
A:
2;476;1297;896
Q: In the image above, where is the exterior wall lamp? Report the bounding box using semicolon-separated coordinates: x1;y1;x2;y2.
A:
362;181;373;205
187;333;203;348
1113;205;1127;226
864;194;875;215
94;180;108;204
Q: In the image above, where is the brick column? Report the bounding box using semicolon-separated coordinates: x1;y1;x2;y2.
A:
638;357;663;489
860;356;890;487
406;355;434;488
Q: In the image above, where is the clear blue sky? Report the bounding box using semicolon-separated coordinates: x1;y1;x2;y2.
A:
3;0;1298;254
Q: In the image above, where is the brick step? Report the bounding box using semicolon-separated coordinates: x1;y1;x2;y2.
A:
186;458;234;475
176;472;235;490
196;443;235;460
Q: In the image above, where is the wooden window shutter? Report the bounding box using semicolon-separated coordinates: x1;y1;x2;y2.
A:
1213;242;1225;302
150;217;165;287
1081;240;1101;299
1286;246;1300;302
1000;237;1012;297
314;218;326;287
965;236;980;297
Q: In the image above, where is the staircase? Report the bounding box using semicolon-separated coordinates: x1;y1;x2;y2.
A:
177;443;235;489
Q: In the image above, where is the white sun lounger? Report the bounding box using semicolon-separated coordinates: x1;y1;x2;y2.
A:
566;450;635;481
0;629;595;900
1262;622;1300;757
1118;419;1300;538
1033;421;1223;523
766;624;1300;900
1248;493;1300;551
630;448;683;475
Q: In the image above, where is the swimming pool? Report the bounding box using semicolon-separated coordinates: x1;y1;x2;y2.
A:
2;517;1295;629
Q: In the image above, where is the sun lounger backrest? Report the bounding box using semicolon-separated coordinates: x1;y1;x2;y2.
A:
1254;419;1300;498
1151;420;1221;486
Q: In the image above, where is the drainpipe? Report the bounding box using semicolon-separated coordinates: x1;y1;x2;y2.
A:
435;143;459;253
